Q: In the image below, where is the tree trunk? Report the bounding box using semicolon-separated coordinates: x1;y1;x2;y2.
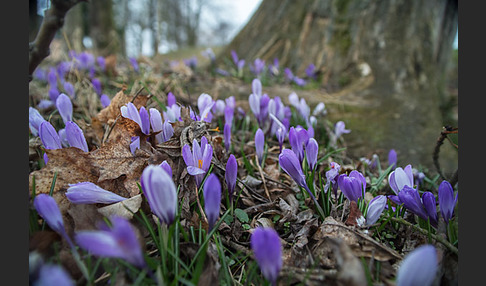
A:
89;0;119;56
221;0;458;171
63;3;86;52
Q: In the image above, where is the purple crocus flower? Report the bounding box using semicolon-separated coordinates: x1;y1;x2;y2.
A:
422;192;438;227
167;92;176;107
388;149;397;169
66;182;127;204
334;121;351;138
63;82;75;99
47;67;58;86
312;102;327;117
203;173;222;231
96;56;106;71
48;86;60;102
255;128;265;165
55;93;73;125
100;94;111;108
140;164;178;225
438;180;457;224
284;68;294;82
39;121;62;150
293;77;306;86
160;160;173;178
91;78;102;96
398;186;428;221
35;264;74;286
130;136;140;155
65;121;89;152
269;114;287;152
250;58;265;77
231;50;239;66
149;108;174;143
29;107;46;136
197;93;215;122
120;102;150;135
366;195;387;226
324;162;341;194
225;154;237;202
305;138;318;171
249;78;270;129
396;244;438;286
388;165;414;196
278;149;315;200
129;57;139;73
34;194;74;248
182;136;213;187
75;216;146;268
250;227;282;286
305;63;316;79
288;126;309;164
224;123;231;152
337;170;366;202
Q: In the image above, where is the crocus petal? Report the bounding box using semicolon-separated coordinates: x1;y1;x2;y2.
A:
167;92;176;107
251;227;282;285
121;102;142;127
187;166;206;176
198;93;215;122
141;165;178;225
278;149;314;200
203;174;222;231
252;78;262;97
225;154;237;201
249;93;261;118
255;128;265;164
100;94;111;108
388;149;397;168
182;144;195;167
66;182;127;204
396;245;438;286
139;106;150;135
29;107;46;136
366;195;387;226
56;94;73;123
160;160;173;178
65;121;89;152
33;194;66;237
149;108;163;132
39;121;62;150
130;136;140;155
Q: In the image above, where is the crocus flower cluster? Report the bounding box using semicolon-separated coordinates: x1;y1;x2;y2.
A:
164;92;182;122
250;58;265;77
250;227;282;286
396;244;438;286
140;164;178;225
75;216;146;268
337;170;367;202
182;136;213;187
249;78;271;130
203;173;222;231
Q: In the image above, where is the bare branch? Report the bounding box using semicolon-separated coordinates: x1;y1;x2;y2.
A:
28;0;86;82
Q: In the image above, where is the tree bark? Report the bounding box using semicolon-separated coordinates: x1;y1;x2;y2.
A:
220;0;458;170
89;0;119;56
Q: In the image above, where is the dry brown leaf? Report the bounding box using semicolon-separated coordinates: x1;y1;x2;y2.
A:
97;194;143;219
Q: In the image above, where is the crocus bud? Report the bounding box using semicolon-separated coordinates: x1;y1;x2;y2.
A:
63;82;75;99
91;78;102;95
438;180;457;224
388;149;397;169
39;121;62;150
255;128;264;165
224;123;231;152
366;195;387;226
422;192;438;227
337;170;366;202
250;227;282;286
225;154;237;202
100;94;111;108
66;182;127;204
35;264;74;286
65;121;89;152
56;93;73;126
279;149;315;200
29;107;46;136
396;244;438;286
140;165;178;225
33;194;73;248
305;138;318;171
203;173;222;231
75;216;146;268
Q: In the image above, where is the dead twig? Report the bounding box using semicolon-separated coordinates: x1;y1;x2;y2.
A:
432;126;458;185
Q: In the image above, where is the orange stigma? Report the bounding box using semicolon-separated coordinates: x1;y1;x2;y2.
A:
198;159;203;169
